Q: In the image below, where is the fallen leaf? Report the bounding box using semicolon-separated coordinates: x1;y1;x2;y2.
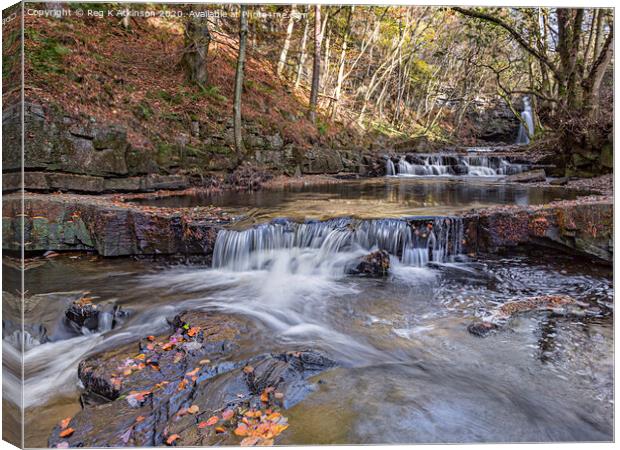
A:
205;416;219;426
59;417;72;429
260;391;269;403
187;327;200;337
136;416;145;423
59;428;75;438
147;335;156;341
199;359;211;365
186;367;199;377
243;366;254;374
234;423;249;437
188;405;199;414
222;409;234;421
166;434;180;445
215;426;226;434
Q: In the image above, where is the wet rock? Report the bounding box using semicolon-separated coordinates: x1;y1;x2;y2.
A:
506;169;546;183
468;295;596;337
78;311;247;403
348;250;390;277
549;177;570;186
50;311;335;448
467;321;499;337
2;319;49;349
65;297;100;333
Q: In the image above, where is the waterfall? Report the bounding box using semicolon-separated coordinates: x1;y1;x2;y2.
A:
387;154;526;177
386;159;396;176
212;217;464;271
516;96;535;145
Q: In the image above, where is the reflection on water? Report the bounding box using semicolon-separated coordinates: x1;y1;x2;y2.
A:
131;178;587;223
7;248;613;446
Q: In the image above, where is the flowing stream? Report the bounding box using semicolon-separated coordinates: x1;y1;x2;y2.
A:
3;178;613;446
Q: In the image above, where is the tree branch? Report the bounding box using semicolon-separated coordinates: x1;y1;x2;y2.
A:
452;7;559;79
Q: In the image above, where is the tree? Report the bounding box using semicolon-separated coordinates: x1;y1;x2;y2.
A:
182;14;211;87
277;5;296;78
233;5;249;159
308;5;322;124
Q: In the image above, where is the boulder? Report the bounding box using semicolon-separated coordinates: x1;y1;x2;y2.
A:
65;297;100;332
49;311;335;448
348;250;390;277
505;169;546;183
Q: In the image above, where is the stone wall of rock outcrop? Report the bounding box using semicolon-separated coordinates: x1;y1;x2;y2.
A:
2;194;226;257
3;193;612;263
3;102;377;194
462;96;521;144
462;198;613;263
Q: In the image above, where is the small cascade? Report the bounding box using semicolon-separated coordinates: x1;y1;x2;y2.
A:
386;159;396;176
213;217;464;272
516;96;535;145
387;154;526;177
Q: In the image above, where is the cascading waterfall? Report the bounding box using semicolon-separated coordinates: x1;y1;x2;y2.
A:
212;217;464;272
516;96;535;145
387;154;526;177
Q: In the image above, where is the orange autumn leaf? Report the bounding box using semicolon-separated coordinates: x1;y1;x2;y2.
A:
59;417;72;429
147;336;155;341
166;434;180;445
222;409;234;421
187;327;200;337
59;428;75;438
243;365;254;374
215;426;226;434
185;367;199;377
234;423;249;437
136;416;145;423
187;405;199;414
260;391;269;403
205;416;219;426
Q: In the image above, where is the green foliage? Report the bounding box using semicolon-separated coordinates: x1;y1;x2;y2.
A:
25;29;71;74
316;120;329;135
133;101;153;120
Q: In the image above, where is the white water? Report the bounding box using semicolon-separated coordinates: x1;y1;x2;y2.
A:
387;154;526;177
516;97;535;145
212;217;464;272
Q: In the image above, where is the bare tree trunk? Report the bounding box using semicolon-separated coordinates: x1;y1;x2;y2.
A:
295;8;310;88
309;5;322;124
277;5;296;78
182;16;211;87
332;7;352;118
233;5;248;159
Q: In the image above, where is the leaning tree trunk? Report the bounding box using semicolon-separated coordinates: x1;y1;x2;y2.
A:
233;5;248;160
182;16;211;87
308;5;322;124
277;5;296;78
295;8;310;88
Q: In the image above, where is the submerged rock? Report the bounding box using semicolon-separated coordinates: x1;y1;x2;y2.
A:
348;250;390;277
468;294;599;337
50;311;335;447
506;169;546;183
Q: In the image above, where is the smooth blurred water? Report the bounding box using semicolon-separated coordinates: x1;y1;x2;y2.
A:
6;247;613;446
